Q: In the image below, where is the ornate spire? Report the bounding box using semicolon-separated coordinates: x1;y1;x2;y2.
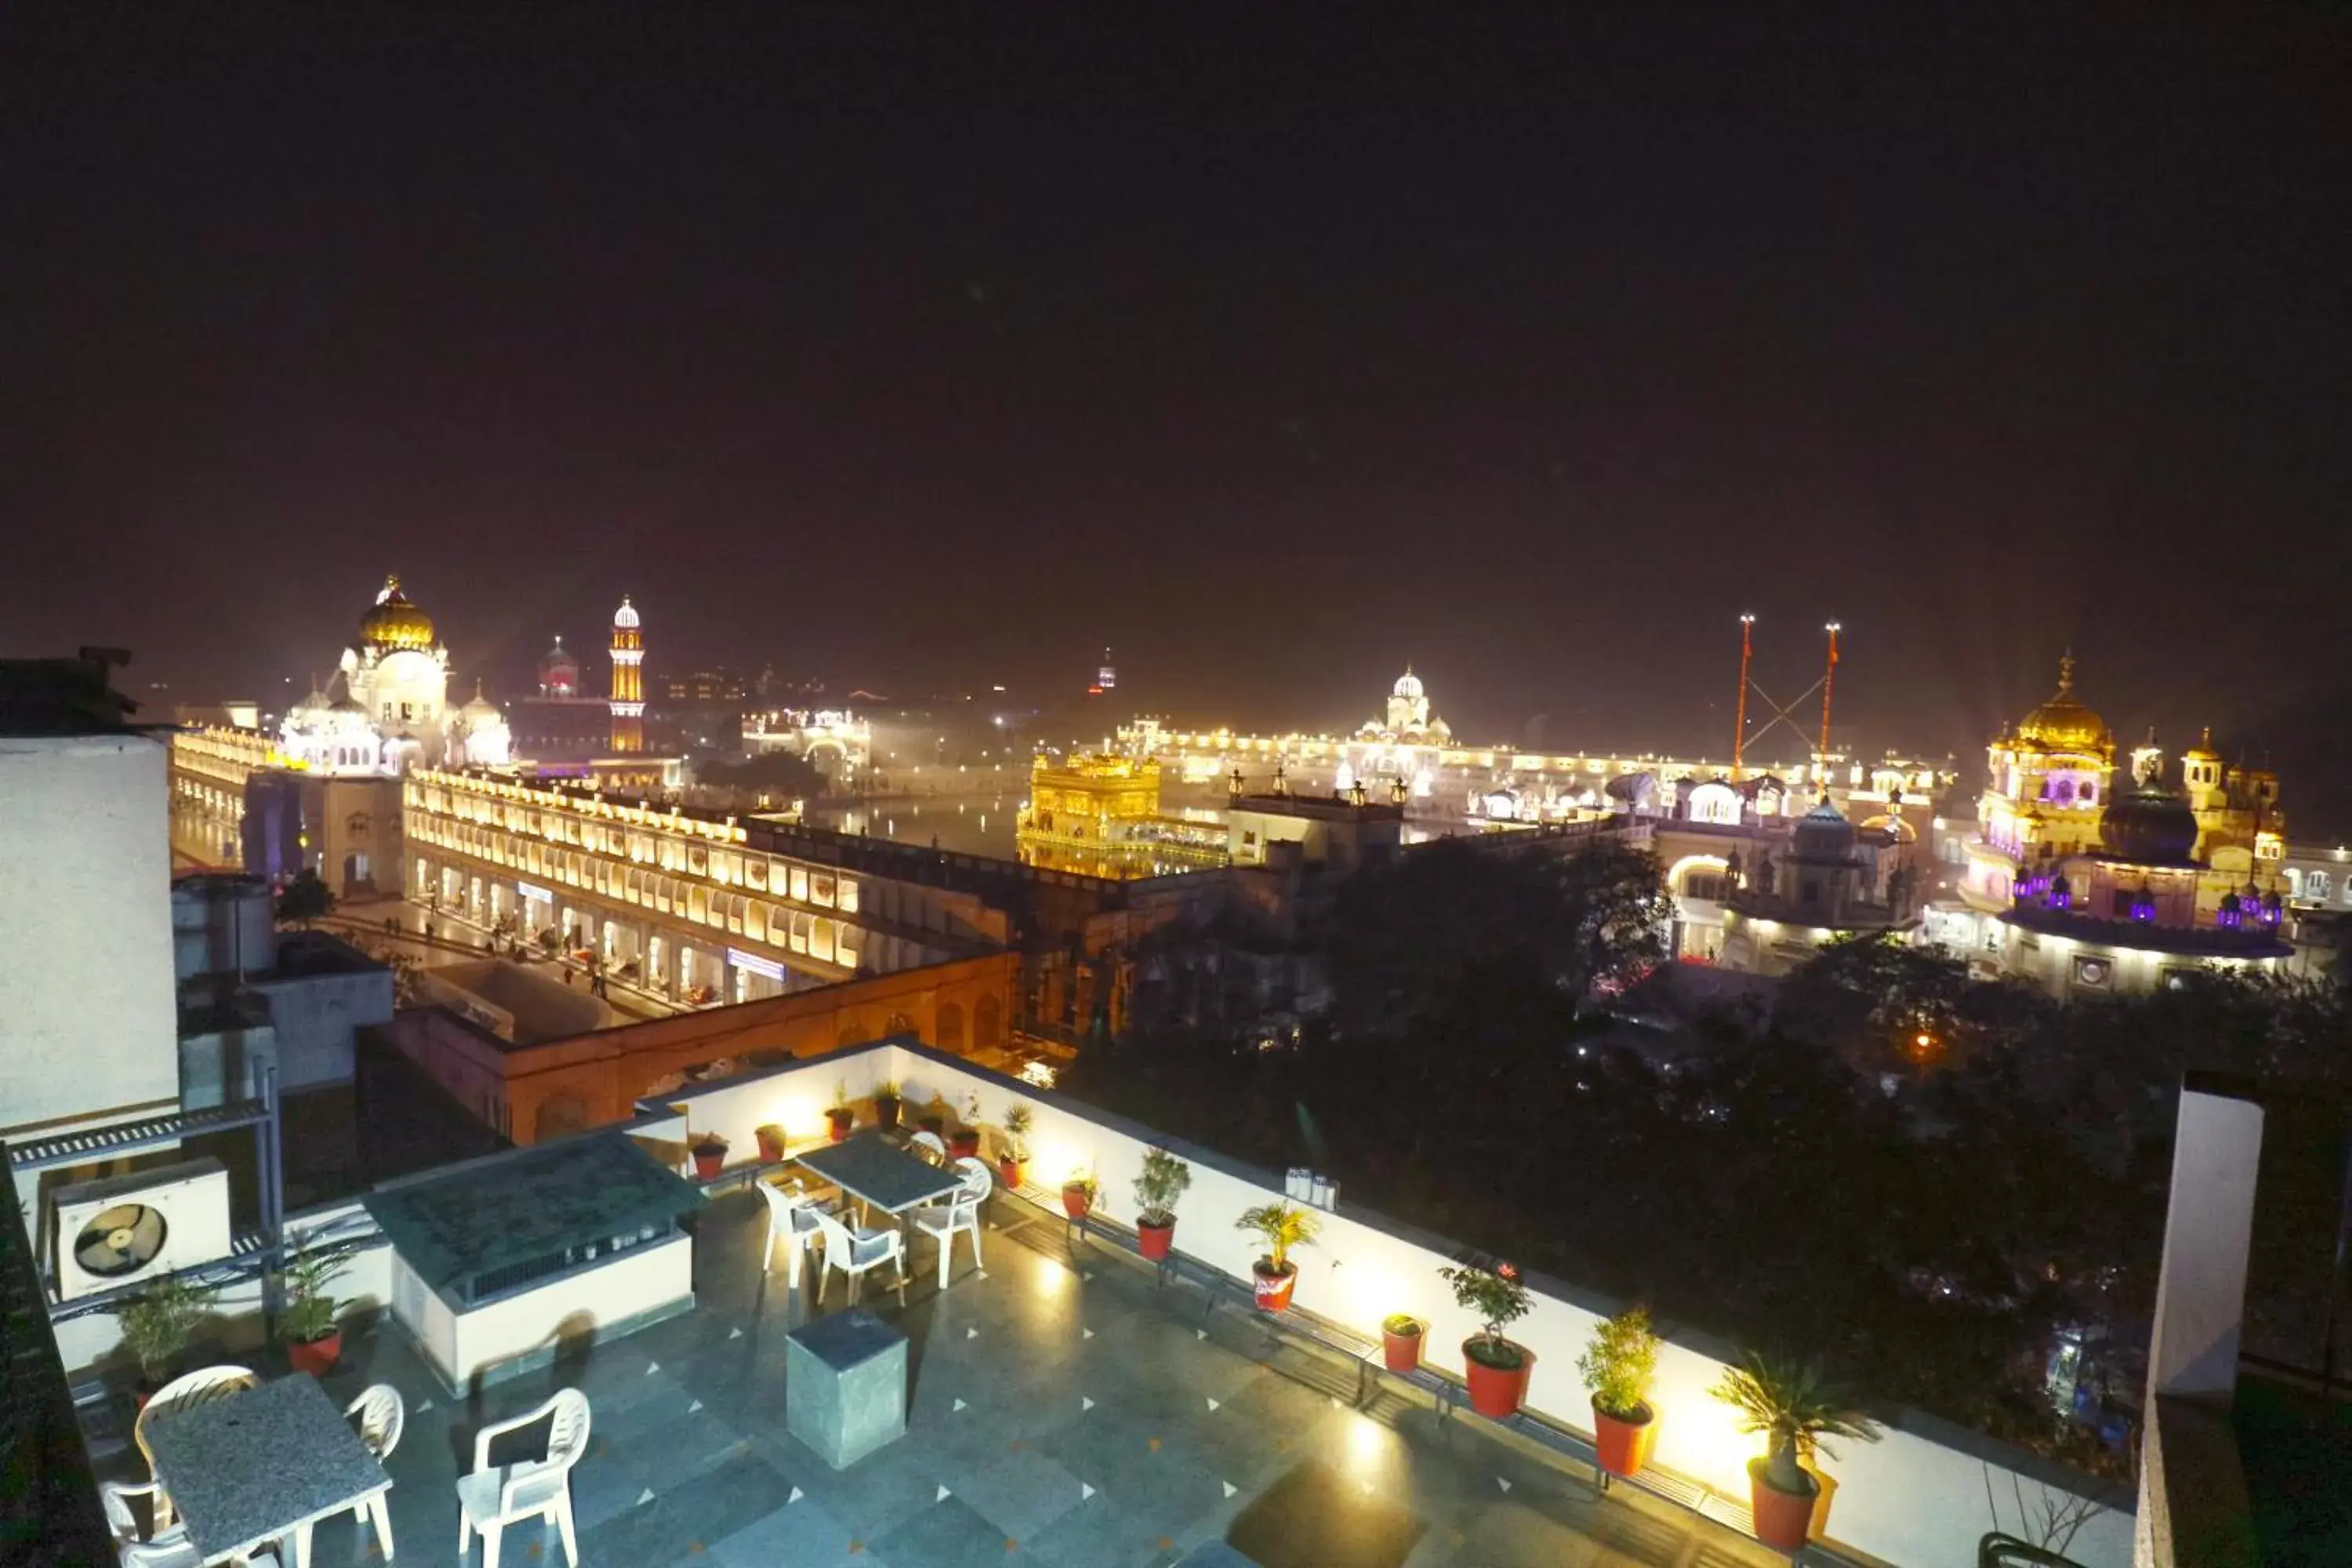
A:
2057;648;2075;695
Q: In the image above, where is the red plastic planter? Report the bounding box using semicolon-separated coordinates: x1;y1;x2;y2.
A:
755;1128;786;1163
826;1112;854;1144
287;1330;342;1378
1462;1342;1529;1418
875;1097;902;1131
1137;1220;1174;1261
949;1131;982;1160
1061;1187;1093;1221
998;1157;1026;1190
1252;1263;1297;1312
1748;1461;1818;1549
1381;1324;1425;1374
692;1147;726;1180
1592;1401;1655;1478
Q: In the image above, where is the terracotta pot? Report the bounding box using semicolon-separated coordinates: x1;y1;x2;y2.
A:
1137;1218;1174;1261
691;1145;727;1179
997;1157;1026;1189
949;1130;982;1160
875;1095;902;1131
287;1330;343;1378
1462;1341;1529;1418
1061;1185;1094;1220
755;1127;786;1163
1252;1261;1297;1312
1748;1458;1820;1551
1802;1459;1838;1542
1382;1323;1425;1374
1592;1399;1655;1478
827;1110;854;1143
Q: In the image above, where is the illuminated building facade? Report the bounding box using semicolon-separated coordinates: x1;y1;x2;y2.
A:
609;595;644;753
1933;655;2292;993
743;708;872;783
1014;753;1228;879
1715;800;1921;975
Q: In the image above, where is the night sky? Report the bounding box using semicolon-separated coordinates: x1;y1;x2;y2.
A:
7;9;2348;813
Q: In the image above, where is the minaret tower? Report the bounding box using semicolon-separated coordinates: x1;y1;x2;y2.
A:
609;595;644;753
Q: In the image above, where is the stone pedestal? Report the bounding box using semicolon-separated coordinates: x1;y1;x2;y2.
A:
786;1308;908;1468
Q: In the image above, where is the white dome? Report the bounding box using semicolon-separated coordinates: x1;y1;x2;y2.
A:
612;595;641;630
1393;667;1424;699
461;681;503;726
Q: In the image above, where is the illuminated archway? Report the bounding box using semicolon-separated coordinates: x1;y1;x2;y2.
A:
1667;853;1732;896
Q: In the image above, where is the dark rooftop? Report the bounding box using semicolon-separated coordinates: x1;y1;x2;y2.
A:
0;647;143;736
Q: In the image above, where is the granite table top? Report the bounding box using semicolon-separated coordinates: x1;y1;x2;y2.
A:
142;1373;390;1561
787;1306;906;1373
794;1133;964;1215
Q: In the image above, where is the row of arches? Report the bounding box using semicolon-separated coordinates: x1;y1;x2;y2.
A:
832;995;1004;1052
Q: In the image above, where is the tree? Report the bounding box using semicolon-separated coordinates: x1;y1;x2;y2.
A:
276;869;334;928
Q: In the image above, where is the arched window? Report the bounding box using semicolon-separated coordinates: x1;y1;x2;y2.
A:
884;1011;918;1040
938;1002;966;1051
974;994;1004;1050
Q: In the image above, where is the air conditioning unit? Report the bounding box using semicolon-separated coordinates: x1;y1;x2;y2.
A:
49;1157;234;1301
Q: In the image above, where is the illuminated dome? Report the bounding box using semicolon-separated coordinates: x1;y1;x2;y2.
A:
358;575;437;652
461;681;503;727
537;636;580;697
613;595;641;630
1392;666;1423;700
2014;652;2109;753
1791;798;1859;862
2181;725;2221;764
2100;777;2201;867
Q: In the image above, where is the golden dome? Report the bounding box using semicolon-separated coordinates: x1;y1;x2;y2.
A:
2014;652;2110;753
2182;725;2221;764
358;574;437;652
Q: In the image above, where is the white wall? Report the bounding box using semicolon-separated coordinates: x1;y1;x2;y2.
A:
0;735;180;1138
390;1232;692;1392
666;1043;2130;1568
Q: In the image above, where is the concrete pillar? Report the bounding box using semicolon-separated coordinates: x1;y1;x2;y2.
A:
2146;1071;2264;1400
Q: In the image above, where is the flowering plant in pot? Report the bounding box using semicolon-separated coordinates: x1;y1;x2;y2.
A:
1235;1201;1318;1312
874;1078;904;1131
119;1275;217;1398
996;1104;1033;1189
755;1123;787;1163
1381;1313;1426;1374
281;1249;350;1377
826;1082;855;1142
949;1091;983;1159
1710;1352;1880;1550
1061;1169;1098;1220
1439;1258;1534;1417
691;1131;729;1180
1577;1305;1661;1478
1131;1147;1190;1261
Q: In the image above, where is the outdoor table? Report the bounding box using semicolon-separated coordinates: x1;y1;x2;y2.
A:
140;1371;392;1568
794;1131;964;1243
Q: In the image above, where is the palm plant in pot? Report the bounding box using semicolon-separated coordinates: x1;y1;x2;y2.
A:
996;1103;1033;1189
281;1249;350;1377
874;1077;904;1131
1577;1305;1661;1478
755;1122;787;1163
1439;1258;1534;1417
826;1081;855;1142
1710;1352;1881;1550
1131;1146;1190;1261
1061;1169;1098;1221
1235;1201;1318;1312
949;1091;983;1160
119;1276;216;1399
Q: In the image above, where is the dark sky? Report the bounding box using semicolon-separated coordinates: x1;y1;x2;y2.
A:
6;7;2349;806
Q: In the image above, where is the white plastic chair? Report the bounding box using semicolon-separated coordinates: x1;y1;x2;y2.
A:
456;1388;590;1568
911;1160;990;1288
343;1384;403;1556
106;1478;281;1567
757;1178;826;1287
908;1131;947;1164
811;1207;906;1307
101;1479;185;1550
135;1365;258;1530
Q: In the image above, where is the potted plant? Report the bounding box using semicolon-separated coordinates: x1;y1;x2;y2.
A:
1235;1201;1318;1312
874;1078;904;1131
1382;1314;1426;1374
1439;1258;1534;1418
997;1103;1033;1189
1132;1147;1190;1261
281;1249;350;1377
1061;1170;1098;1221
949;1091;983;1159
691;1131;729;1180
755;1123;787;1163
917;1103;948;1142
1710;1352;1881;1550
1578;1305;1661;1478
119;1276;216;1399
826;1082;855;1142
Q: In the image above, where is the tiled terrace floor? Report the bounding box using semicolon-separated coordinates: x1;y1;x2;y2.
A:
95;1189;1781;1567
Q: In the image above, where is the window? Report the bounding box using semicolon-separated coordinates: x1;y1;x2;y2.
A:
2306;870;2331;902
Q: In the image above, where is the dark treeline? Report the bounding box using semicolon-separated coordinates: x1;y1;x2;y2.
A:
1065;840;2352;1472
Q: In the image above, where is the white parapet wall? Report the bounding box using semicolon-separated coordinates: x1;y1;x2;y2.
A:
387;1232;694;1394
648;1040;2136;1568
